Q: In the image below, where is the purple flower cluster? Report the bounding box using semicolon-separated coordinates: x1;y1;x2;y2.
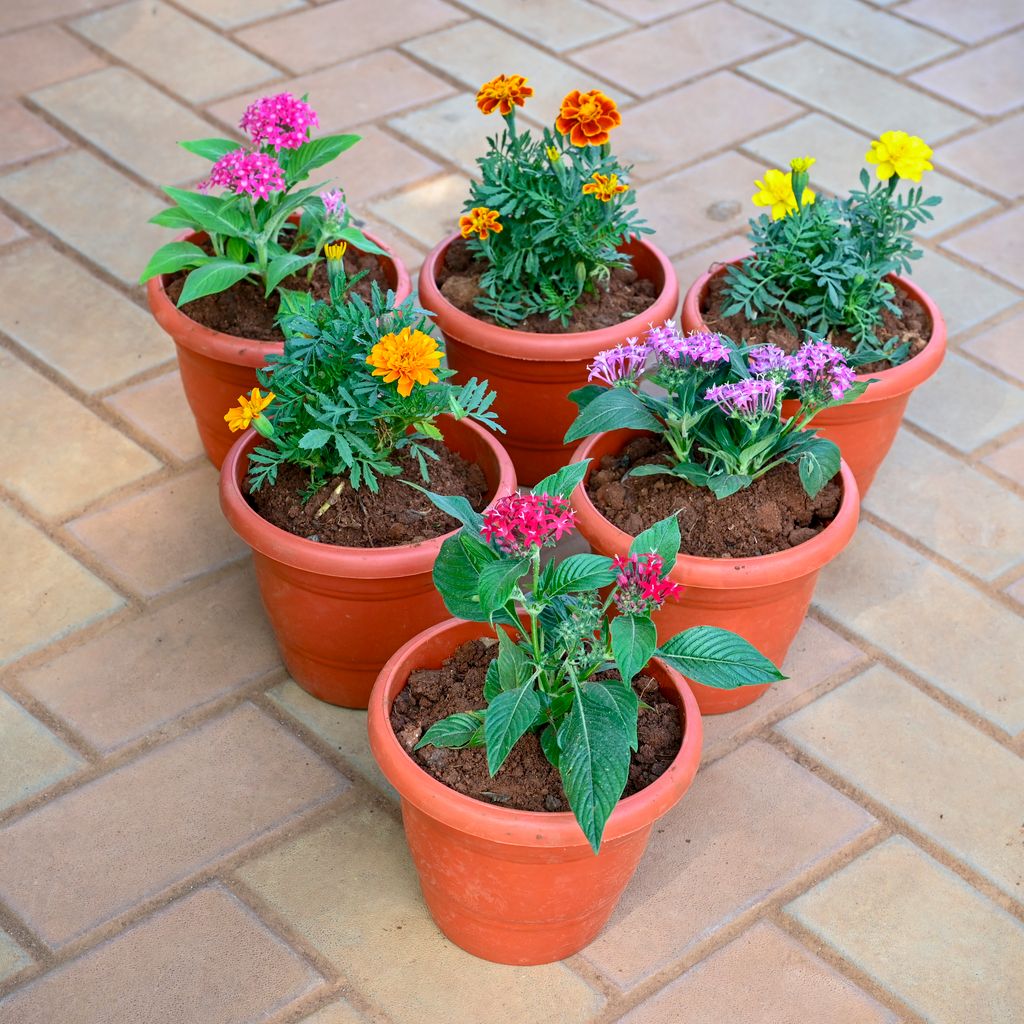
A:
588;340;649;386
646;321;731;366
705;377;780;419
747;344;790;375
199;149;286;201
788;340;857;400
240;93;318;151
321;188;346;220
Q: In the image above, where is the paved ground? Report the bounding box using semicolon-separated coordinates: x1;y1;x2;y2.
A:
0;0;1022;1020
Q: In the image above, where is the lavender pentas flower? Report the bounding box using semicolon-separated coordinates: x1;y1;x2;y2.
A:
747;344;791;376
788;340;857;401
588;340;649;386
705;377;780;419
646;321;730;367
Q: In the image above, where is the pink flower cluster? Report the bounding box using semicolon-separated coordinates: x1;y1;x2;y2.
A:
240;93;318;151
646;322;730;367
704;377;781;419
481;493;576;555
321;188;346;220
612;553;681;615
588;340;649;386
788;340;857;400
747;343;791;375
198;149;286;201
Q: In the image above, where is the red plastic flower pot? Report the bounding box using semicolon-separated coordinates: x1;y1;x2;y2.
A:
219;416;516;709
418;234;679;487
681;258;946;496
148;228;411;470
570;429;860;715
366;616;703;965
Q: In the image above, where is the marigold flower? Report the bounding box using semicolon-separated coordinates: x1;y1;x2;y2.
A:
588;340;648;386
555;89;621;147
476;74;534;116
612;553;681;616
321;188;346;219
459;206;503;241
704;378;780;419
752;168;815;221
581;171;629;202
366;328;444;398
481;493;576;555
225;388;275;433
865;130;934;182
324;240;348;261
199;149;286;201
789;156;816;174
788;340;856;401
240;93;318;151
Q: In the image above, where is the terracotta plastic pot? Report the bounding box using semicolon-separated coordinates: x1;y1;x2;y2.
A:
148;228;411;469
418;234;679;486
681;258;946;495
220;416;515;708
570;429;860;715
367;615;703;965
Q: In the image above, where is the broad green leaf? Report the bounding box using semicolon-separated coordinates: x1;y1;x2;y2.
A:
496;629;532;690
163;186;248;238
138;241;207;283
610;615;656;688
404;482;484;533
656;626;785;689
178;137;240;161
546;553;616;599
628;514;680;573
629;461;710;488
478;557;529;617
539;724;560;768
484;660;501;701
337;225;388;257
706;473;752;500
563;386;661;444
432;534;488;622
796;435;840;499
226;236;249;264
485;683;542;775
416;711;485;749
265;251;319;296
176;259;253;306
149;206;199;230
298;428;331;449
287;133;361;181
601;678;640;751
568;384;605;412
531;459;590;500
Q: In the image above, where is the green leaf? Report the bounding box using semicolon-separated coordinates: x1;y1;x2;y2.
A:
432;534;489;622
485;683;542;775
601;678;640;751
265;251;319;295
610;615;656;688
796;435;841;499
139;241;207;283
163;187;248;238
540;724;560;768
496;629;532;690
149;206;199;230
568;384;606;412
546;553;616;599
337;225;388;257
563;387;661;444
628;514;680;572
416;711;485;749
405;483;484;533
178;137;240;161
298;428;331;449
287;133;361;181
531;459;590;500
175;259;253;306
706;473;752;500
656;626;785;689
478;557;529;617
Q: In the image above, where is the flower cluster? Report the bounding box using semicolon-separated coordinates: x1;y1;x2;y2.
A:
788;340;858;401
239;93;318;150
747;343;791;375
321;188;346;219
646;322;731;367
705;377;780;420
366;328;444;398
481;493;576;555
612;553;681;615
587;340;648;386
199;149;286;201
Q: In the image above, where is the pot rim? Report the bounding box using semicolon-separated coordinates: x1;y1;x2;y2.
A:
219;415;517;579
367;615;704;850
570;427;860;588
681;255;947;403
418;233;680;362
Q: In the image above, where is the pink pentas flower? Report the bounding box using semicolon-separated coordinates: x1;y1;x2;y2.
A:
240;93;318;151
646;322;730;367
788;340;857;401
588;340;648;386
481;493;576;555
198;149;286;201
747;343;791;375
321;188;346;219
704;377;780;418
612;553;681;615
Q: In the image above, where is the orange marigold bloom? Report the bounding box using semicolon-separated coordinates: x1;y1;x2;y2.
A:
555;89;621;147
476;74;534;116
459;206;503;240
366;328;444;398
582;171;628;202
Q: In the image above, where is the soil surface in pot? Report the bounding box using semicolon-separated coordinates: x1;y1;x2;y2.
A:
391;637;682;813
246;440;487;547
436;237;658;334
588;436;841;558
701;272;930;373
165;241;390;342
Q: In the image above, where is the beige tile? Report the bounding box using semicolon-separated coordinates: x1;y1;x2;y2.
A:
0;0;113;34
0;927;31;985
300;1000;369;1024
389;95;503;176
73;0;278;104
787;837;1024;1023
672;234;750;296
940;113;1024;199
234;799;605;1024
104;370;203;463
0;886;323;1023
621;921;895;1023
0;25;106;96
68;465;247;598
592;0;706;21
0;210;26;246
943;206;1024;289
184;0;305;28
0;704;345;948
456;0;628;49
984;435;1024;486
581;741;876;988
0;243;172;392
369;172;471;249
0;100;67;167
900;0;1024;42
912;31;1024;117
0;350;160;519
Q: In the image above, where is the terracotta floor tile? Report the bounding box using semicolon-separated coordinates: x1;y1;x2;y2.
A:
369;172;471;249
0;25;106;96
940;113;1024;199
104;370;203;463
0;704;346;948
984;435;1024;486
0;928;31;985
900;0;1024;42
456;0;628;49
0;101;67;168
942;206;1024;289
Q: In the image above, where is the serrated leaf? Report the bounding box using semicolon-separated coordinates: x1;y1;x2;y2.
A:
656;626;784;689
628;514;680;573
416;711;485;750
478;557;529;617
139;241;207;283
432;534;488;622
610;615;656;689
496;629;532;690
531;459;590;500
298;428;331;449
176;259;253;306
601;677;640;751
546;553;616;598
483;660;502;701
564;386;661;444
485;683;542;775
540;724;560;768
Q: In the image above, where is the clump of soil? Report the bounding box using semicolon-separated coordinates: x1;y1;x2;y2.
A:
391;637;683;812
588;436;842;559
701;270;931;373
247;440;487;548
436;237;658;334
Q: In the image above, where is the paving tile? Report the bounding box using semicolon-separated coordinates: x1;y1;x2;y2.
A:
814;522;1024;734
865;429;1024;579
742;41;976;143
456;0;628;49
1007;575;1024;605
73;0;279;104
0;704;345;948
20;568;281;753
744;112;996;238
68;465;247;598
0;150;164;287
300;1001;369;1024
620;921;895;1023
581;741;876;989
907;352;1024;451
912;31;1024;117
267;680;395;799
640;150;767;254
0;693;83;811
389;95;501;176
0;927;31;984
104;370;203;462
0;350;160;519
237;0;466;73
673;233;751;295
900;0;1024;44
574;3;791;97
984;435;1024;486
940;113;1024;200
780;666;1024;898
787;837;1024;1024
0;886;323;1023
184;0;305;28
369;172;471;249
943;206;1024;289
592;0;707;21
234;798;605;1024
0;211;26;247
0;25;106;96
0;243;172;392
31;67;213;186
0;0;113;34
0;100;68;168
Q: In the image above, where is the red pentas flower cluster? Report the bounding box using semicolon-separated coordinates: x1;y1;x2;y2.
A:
481;493;576;555
199;150;286;201
612;553;681;615
240;93;319;150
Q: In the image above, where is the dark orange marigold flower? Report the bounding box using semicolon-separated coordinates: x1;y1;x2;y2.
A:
582;171;629;202
476;74;534;116
459;206;503;240
555;89;622;147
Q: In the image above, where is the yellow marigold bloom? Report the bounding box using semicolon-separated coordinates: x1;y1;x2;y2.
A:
555;89;621;147
459;206;503;241
789;156;816;174
476;74;534;116
581;171;629;202
367;328;444;398
324;240;348;261
865;130;934;182
225;388;275;433
752;168;815;221
546;145;561;163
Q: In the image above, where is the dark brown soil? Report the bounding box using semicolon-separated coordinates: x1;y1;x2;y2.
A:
588;436;842;558
391;637;683;812
247;440;487;548
436;237;658;334
702;270;931;373
165;241;390;342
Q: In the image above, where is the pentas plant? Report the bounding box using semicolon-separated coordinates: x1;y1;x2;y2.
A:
140;93;384;306
565;322;866;499
458;73;650;327
416;461;783;851
723;131;941;366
